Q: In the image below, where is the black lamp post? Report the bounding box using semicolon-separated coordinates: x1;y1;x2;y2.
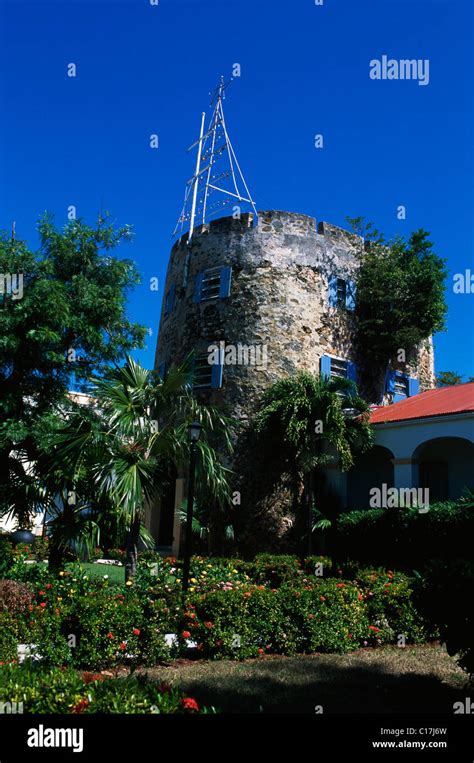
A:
182;421;202;595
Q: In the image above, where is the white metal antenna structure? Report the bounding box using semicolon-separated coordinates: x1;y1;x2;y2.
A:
173;76;257;244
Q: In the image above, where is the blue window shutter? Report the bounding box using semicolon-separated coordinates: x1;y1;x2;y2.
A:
158;361;166;379
345;280;356;311
347;360;357;382
211;357;223;389
408;377;419;397
328;276;338;307
193;272;204;303
219;266;232;298
164;284;175;317
320;355;332;379
386;369;396;393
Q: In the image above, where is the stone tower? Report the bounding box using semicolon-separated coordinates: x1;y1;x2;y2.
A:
154;210;435;553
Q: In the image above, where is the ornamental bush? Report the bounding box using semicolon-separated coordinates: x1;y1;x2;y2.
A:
354;568;428;644
247;554;303;588
0;612;19;664
278;580;368;653
336;496;474;568
0;579;34;615
0;663;211;713
0;557;430;668
61;590;145;669
415;560;474;678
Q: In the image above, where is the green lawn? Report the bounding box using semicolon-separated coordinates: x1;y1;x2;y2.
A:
67;562;125;585
141;645;467;714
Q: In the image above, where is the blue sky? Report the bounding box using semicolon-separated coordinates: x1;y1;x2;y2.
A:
0;0;473;378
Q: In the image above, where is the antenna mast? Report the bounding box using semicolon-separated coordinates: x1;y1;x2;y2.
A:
174;76;257;244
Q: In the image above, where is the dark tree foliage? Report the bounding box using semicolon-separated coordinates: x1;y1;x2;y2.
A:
0;215;147;519
346;217;448;398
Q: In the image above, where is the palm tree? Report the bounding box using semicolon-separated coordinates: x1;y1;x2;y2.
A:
254;371;373;554
47;356;232;578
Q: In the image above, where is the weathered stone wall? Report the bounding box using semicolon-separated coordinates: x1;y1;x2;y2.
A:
155;210;436;552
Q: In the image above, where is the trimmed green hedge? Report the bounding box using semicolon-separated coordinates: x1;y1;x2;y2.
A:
334;496;474;568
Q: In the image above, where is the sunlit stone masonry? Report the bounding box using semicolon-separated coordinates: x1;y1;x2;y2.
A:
153;211;435;554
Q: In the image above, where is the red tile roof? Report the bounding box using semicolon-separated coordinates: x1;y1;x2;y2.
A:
370;382;474;424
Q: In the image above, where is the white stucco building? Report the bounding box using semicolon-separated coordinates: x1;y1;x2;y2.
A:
325;382;474;509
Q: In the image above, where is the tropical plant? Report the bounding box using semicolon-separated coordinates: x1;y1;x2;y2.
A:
46;355;233;578
254;372;373;554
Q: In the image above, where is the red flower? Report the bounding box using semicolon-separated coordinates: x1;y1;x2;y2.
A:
369;625;380;632
181;631;191;639
38;590;46;596
45;583;53;589
39;602;47;608
319;595;326;602
119;642;127;650
71;698;89;714
107;632;114;640
258;648;264;654
203;622;213;629
189;613;197;619
336;583;345;589
181;697;199;712
132;628;141;636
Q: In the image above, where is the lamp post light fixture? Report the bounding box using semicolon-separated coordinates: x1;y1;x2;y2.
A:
182;421;203;595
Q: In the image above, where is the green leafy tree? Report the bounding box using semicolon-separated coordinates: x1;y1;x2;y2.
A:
47;356;232;578
254;372;373;554
436;371;468;387
0;215;146;527
346;217;448;401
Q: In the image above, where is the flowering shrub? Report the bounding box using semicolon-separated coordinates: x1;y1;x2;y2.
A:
0;612;20;663
278;581;369;653
181;579;371;658
0;663;213;713
354;568;427;644
302;556;333;577
181;587;298;659
248;554;303;588
0;556;429;669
